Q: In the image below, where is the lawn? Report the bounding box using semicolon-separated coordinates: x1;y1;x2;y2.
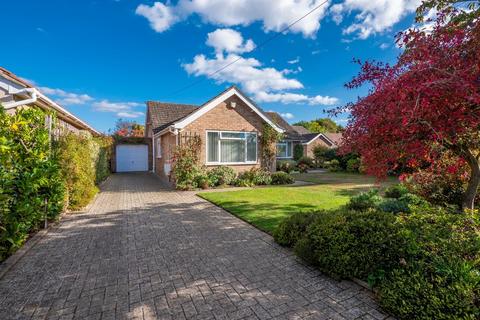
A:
198;172;397;233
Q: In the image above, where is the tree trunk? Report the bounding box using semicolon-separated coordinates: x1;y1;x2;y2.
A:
462;149;480;211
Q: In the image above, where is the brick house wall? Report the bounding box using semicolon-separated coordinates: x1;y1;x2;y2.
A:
153;132;176;179
303;136;332;158
183;95;266;172
153;94;276;181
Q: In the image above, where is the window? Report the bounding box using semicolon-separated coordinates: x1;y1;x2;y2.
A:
207;131;257;164
156;137;162;158
276;141;293;158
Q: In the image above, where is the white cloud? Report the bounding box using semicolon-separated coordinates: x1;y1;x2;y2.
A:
256;91;338;105
183;29;338;105
379;42;389;49
287;57;300;64
92;100;142;113
39;87;93;105
38;86;143;118
136;0;330;37
280;112;295;119
135;2;178;32
331;0;421;39
206;28;255;54
117;111;145;118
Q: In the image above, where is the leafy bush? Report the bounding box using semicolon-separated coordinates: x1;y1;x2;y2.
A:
346;158;361;173
93;136;113;183
294;209;406;281
276;160;296;173
326;159;341;172
379;211;480;319
273;211;319;247
0;108;65;261
57;133;99;210
235;168;272;186
293;144;304;161
378;193;430;214
208;166;236;186
346;190;382;211
313;146;337;166
297;163;309;173
194;172;210;189
297;156;314;168
172;136;203;190
271;172;295;185
384;184;409;199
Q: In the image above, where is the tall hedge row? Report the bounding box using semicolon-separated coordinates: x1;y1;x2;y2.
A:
0;107;112;261
0;108;65;260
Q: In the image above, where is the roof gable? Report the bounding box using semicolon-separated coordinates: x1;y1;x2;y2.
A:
172;86;284;133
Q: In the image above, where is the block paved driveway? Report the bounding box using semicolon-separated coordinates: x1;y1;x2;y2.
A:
0;173;391;320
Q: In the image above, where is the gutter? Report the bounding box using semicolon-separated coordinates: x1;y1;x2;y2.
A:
0;82;38;109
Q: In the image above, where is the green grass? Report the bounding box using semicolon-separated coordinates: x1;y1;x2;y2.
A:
199;172;397;234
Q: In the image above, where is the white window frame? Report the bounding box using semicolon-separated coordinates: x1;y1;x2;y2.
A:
206;130;258;165
276;141;293;159
156;136;162;158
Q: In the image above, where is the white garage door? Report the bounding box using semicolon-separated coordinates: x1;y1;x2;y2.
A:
116;144;148;172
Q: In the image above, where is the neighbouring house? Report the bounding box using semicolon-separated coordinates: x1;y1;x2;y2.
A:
145;86;284;180
0;67;100;136
265;112;342;160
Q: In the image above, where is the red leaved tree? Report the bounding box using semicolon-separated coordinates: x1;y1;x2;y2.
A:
341;13;480;210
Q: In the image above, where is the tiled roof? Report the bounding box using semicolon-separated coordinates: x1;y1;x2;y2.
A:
147;101;198;134
323;132;343;146
291;125;311;135
265;112;303;140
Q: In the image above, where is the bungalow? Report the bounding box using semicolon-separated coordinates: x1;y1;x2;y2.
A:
0;67;99;136
145;86;284;179
143;86;342;180
265;112;342;160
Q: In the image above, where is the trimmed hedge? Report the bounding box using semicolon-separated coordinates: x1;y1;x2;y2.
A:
57;133;113;210
273;202;480;319
0;108;65;261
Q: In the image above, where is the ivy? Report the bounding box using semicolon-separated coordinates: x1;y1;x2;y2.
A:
260;124;282;171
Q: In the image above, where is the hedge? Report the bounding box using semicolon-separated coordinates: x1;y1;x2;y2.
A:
0;108;65;261
274;203;480;319
0;107;113;261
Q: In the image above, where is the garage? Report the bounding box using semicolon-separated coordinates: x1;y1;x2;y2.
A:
116;144;149;172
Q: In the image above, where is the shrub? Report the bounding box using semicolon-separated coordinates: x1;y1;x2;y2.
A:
346;158;361;173
271;172;295;185
0;108;65;261
378;193;430;214
297;156;314;168
208;166;236;186
172;136;203;190
294;209;405;281
384;184;409;199
57;133;99;210
297;163;309;173
313;146;337;167
346;190;382;211
326;159;341;172
273;211;319;247
276;160;296;173
379;211;480;319
236;168;272;186
93;136;113;183
293;144;304;161
195;173;210;189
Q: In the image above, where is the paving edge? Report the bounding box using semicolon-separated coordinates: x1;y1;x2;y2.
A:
0;175;112;280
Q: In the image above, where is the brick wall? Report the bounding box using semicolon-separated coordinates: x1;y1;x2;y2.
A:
183;95;267;172
304;136;331;158
154;132;176;180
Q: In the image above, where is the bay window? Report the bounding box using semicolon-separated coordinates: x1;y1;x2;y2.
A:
276;141;293;158
207;131;257;164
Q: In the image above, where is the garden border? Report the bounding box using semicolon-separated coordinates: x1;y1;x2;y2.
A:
0;175;110;280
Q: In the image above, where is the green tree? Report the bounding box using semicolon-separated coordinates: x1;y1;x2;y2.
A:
293;118;343;133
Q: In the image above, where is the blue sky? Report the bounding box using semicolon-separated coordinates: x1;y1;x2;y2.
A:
1;1;421;133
